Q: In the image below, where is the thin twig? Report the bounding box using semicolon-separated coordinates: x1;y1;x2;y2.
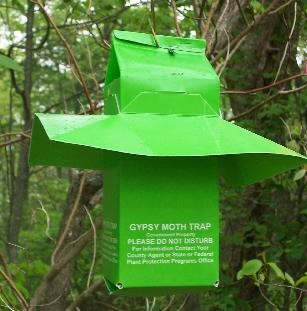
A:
0;253;12;279
216;32;245;75
176;295;189;311
228;83;307;121
85;36;100;106
206;0;229;54
197;0;207;32
0;131;31;139
0;286;16;310
0;135;30;148
171;0;182;36
280;117;293;141
33;0;94;113
149;297;156;311
83;205;96;289
273;1;297;83
149;18;159;48
235;0;249;26
6;243;25;250
29;294;62;308
37;199;55;242
47;219;102;282
262;282;307;293
294;289;303;307
65;280;103;311
162;295;176;311
201;0;220;38
211;0;280;64
268;0;294;15
0;267;28;310
0;293;16;311
217;28;230;76
151;0;156;34
258;285;279;310
51;172;87;265
222;73;306;94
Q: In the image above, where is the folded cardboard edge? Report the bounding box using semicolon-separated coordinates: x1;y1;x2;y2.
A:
113;30;205;52
30;113;307;187
104;278;219;296
29;114;106;170
122;92;219;115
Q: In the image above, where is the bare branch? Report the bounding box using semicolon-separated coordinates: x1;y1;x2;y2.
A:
228;83;307;121
65;280;103;311
235;0;249;26
171;0;182;36
216;28;230;76
46;218;102;282
0;131;31;139
197;0;207;31
0;286;16;310
0;253;12;279
0;136;29;149
211;0;280;64
33;0;94;113
0;267;28;310
51;172;87;264
201;0;220;38
161;295;176;311
83;205;97;289
222;73;306;95
258;285;279;309
151;0;156;34
33;7;50;51
273;1;297;83
268;0;294;15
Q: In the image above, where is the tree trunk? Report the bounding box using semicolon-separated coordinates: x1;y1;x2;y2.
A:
184;294;201;311
222;2;304;310
7;0;34;262
29;171;103;311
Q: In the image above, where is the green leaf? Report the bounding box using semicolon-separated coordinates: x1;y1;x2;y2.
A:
250;0;265;13
295;275;307;286
294;168;306;181
236;270;244;280
285;272;295;285
0;54;22;71
237;259;263;279
267;262;285;280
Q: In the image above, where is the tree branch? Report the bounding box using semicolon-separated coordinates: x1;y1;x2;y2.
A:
65;280;103;311
33;7;50;51
0;267;28;309
211;0;281;64
51;172;87;264
201;0;220;38
235;0;249;26
46;218;102;282
222;73;306;95
33;0;94;113
228;83;307;121
170;0;182;36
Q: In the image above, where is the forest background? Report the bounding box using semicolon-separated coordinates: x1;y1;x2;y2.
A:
0;0;306;310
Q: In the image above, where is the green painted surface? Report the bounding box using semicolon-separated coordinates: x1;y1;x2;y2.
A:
101;154;219;295
29;30;307;296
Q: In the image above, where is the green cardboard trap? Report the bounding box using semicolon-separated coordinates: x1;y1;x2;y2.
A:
29;31;307;296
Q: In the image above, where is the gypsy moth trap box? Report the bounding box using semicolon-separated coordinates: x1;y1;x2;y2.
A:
29;30;307;296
